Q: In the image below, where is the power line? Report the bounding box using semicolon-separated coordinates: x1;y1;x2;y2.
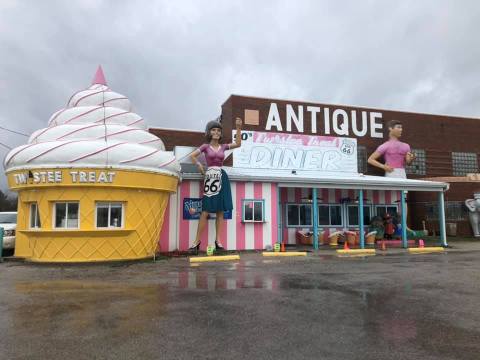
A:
0;126;29;137
0;142;12;150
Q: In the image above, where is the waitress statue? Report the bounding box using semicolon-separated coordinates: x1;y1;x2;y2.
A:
189;117;243;253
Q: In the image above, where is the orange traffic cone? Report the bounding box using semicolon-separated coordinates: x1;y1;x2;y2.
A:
281;242;286;252
381;240;386;251
419;239;425;248
344;241;350;250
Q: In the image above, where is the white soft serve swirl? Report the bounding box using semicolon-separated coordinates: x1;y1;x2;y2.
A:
4;83;180;178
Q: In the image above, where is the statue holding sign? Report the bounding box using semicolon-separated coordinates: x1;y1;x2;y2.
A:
367;120;416;178
189;117;243;254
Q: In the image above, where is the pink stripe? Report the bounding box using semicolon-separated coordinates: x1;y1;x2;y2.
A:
216;276;227;290
254;182;263;250
100;97;128;106
100;128;143;138
199;181;209;251
335;189;342;203
58;124;104;139
74;90;105;106
127;118;145;126
27;140;88;163
158;195;170;252
66;89;85;107
373;191;380;205
179;272;188;289
219;212;228;250
65;106;103;124
322;189;328;203
69;142;127;163
141;138;163;145
5;143;37;165
158;157;176;168
348;189;355;202
281;188;288;244
385;190;392;204
271;184;278;246
295;188;302;203
31;127;53;142
236;182;246;250
103;111;131;121
197;272;208;289
178;181;190;251
120;149;161;164
49;108;68;126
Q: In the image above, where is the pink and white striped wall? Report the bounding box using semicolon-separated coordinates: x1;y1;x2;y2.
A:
158;180;279;252
158;181;401;252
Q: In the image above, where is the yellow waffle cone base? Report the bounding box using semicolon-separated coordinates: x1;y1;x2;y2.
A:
8;168;178;262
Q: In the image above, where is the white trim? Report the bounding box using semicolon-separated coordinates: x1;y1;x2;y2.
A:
285;203;313;227
53;202;80;229
94;202;125;229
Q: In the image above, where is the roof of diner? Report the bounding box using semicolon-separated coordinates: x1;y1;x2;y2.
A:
181;166;448;192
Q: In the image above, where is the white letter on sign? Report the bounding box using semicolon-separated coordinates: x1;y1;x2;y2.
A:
332;109;349;136
286;105;304;132
370;112;383;138
265;103;283;131
307;106;320;133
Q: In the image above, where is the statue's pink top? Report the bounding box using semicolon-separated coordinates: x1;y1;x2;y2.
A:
198;144;229;167
375;139;411;168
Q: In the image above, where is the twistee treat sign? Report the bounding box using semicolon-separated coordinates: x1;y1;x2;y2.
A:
232;130;358;173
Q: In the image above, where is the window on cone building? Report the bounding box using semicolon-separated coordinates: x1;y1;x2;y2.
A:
54;202;79;228
29;202;41;228
96;202;124;228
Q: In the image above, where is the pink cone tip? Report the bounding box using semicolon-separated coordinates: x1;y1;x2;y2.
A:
92;65;107;85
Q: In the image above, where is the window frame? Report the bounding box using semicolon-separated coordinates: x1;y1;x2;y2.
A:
452;152;479;176
346;204;372;227
95;202;125;229
53;202;80;229
29;202;41;229
374;204;399;218
241;199;265;223
406;148;426;175
285;203;313;228
317;203;343;227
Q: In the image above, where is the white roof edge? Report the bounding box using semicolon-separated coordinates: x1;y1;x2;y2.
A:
181;167;448;192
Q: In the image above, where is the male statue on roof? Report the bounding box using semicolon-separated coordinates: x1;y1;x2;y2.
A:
367;120;416;178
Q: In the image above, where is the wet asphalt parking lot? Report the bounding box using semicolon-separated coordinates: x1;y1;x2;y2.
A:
1;248;480;360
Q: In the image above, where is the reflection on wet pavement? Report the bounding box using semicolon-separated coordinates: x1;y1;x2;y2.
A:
1;252;480;359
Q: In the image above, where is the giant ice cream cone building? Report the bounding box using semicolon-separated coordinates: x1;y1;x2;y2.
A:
4;66;180;262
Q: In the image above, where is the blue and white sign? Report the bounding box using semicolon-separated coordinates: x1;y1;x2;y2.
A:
183;198;232;220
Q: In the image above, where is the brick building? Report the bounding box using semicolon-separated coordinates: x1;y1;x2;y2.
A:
151;95;477;246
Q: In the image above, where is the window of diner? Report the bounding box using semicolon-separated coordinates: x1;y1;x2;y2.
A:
286;204;312;227
347;205;372;226
406;149;426;175
318;204;342;226
242;200;265;222
29;202;41;229
452;152;478;176
357;146;367;173
54;202;79;229
96;202;124;228
375;205;398;218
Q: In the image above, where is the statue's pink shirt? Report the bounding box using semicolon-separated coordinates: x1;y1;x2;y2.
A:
198;143;229;167
375;139;410;168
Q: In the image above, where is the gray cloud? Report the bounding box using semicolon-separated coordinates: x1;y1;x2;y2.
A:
1;0;480;191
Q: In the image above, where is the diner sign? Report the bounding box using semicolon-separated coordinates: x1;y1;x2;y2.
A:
232;130;358;173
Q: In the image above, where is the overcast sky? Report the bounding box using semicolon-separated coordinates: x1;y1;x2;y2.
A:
1;0;479;192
